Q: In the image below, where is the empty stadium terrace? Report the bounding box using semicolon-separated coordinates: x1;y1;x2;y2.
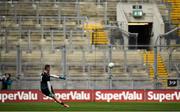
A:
0;0;180;90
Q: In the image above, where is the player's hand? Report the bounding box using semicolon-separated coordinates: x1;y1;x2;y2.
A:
59;76;66;80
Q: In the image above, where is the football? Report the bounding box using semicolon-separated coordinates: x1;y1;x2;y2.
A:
108;62;114;69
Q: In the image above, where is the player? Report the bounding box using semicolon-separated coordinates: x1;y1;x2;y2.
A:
40;64;69;108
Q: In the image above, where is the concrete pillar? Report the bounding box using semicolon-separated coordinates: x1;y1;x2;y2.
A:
108;45;112;89
16;45;22;78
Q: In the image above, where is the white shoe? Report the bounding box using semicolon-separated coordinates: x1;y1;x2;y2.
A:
63;104;70;108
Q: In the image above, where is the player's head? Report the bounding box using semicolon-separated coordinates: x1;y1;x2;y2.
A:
44;64;50;72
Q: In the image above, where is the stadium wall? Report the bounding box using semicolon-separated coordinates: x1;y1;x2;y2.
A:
0;90;180;103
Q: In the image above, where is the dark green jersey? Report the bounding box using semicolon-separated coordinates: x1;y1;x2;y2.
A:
40;71;50;90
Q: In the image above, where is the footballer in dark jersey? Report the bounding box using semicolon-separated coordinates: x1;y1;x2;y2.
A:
40;64;69;108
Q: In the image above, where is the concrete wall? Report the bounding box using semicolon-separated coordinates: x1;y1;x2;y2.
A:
152;4;165;46
117;2;165;46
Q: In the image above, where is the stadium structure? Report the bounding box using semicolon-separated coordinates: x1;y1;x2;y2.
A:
0;0;180;91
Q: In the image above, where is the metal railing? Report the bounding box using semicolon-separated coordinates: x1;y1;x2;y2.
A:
0;45;180;90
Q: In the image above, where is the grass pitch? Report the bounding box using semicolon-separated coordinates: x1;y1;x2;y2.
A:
0;102;180;111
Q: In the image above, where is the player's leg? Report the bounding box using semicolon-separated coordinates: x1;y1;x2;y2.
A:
41;88;69;107
51;95;69;107
50;86;69;108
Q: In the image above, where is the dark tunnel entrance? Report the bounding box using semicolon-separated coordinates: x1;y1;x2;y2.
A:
128;23;152;50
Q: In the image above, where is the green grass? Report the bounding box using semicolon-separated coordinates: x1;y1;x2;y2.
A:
0;102;180;111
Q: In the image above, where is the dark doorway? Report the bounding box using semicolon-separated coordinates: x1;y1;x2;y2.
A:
128;23;152;50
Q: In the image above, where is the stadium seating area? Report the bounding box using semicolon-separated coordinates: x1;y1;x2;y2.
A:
84;23;109;45
0;0;179;89
164;0;180;36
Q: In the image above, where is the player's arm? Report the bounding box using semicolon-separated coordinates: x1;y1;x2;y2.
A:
50;74;66;80
50;74;59;78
